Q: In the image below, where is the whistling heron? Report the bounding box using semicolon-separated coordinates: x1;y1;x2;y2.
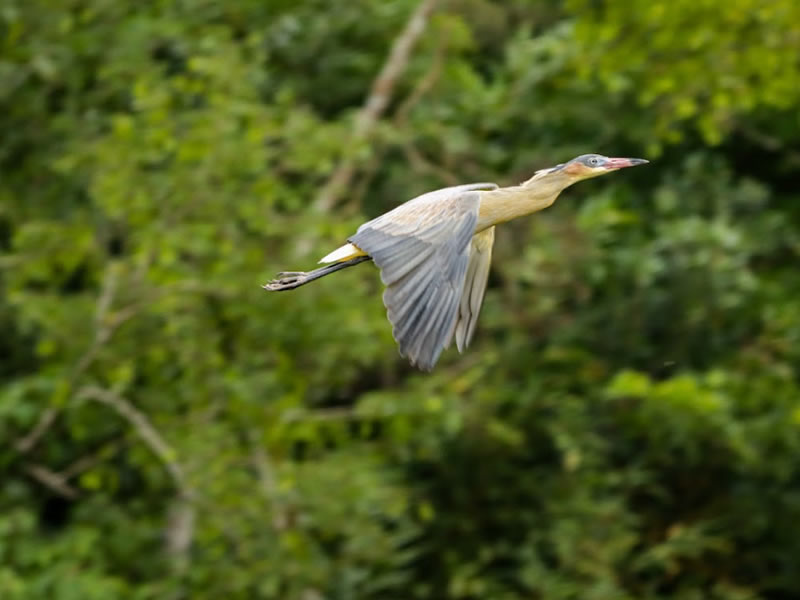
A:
265;154;648;370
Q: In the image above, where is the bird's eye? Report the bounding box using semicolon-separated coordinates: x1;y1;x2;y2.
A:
589;157;600;165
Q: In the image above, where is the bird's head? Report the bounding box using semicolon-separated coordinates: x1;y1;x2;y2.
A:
537;154;649;182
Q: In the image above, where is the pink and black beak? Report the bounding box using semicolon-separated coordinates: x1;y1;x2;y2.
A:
603;157;649;169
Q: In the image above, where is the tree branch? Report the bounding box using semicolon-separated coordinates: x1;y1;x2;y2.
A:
13;270;220;456
78;385;191;497
393;31;447;125
344;31;451;212
22;439;125;500
60;439;124;480
166;497;195;571
249;433;293;532
24;463;79;499
312;0;439;213
78;385;196;571
14;264;123;454
14;408;60;454
401;142;461;186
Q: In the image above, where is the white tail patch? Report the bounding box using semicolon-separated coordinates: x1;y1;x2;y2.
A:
319;243;361;264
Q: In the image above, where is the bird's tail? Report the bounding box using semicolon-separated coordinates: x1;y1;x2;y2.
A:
263;255;371;291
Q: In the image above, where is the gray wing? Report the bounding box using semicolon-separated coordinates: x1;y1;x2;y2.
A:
452;226;495;353
349;183;498;370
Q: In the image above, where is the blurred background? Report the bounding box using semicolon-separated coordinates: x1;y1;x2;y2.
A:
2;0;800;598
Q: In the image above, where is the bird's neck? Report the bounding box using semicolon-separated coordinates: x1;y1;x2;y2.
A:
476;172;575;230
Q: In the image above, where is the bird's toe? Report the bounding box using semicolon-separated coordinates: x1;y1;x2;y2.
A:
263;271;309;291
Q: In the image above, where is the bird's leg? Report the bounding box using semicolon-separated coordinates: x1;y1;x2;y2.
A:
263;256;371;291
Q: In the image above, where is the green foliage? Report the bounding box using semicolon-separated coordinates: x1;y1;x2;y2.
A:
2;0;800;598
567;0;800;150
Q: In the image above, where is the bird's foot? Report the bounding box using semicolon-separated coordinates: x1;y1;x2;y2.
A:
263;271;309;291
276;271;306;277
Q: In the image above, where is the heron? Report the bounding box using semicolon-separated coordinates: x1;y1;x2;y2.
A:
265;154;648;370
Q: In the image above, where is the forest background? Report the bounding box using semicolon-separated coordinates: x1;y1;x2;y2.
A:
3;0;800;598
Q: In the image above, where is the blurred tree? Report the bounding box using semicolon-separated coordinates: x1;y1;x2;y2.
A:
2;0;800;598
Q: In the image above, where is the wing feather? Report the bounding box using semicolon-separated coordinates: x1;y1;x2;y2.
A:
380;244;435;285
349;183;497;370
390;268;436;340
453;226;495;352
389;260;436;319
413;285;454;367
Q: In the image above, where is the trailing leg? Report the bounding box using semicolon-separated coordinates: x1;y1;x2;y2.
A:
263;255;371;291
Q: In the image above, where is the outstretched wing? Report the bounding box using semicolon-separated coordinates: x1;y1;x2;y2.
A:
452;226;495;353
349;183;498;370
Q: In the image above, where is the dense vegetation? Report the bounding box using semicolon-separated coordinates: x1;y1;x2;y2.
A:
3;0;800;598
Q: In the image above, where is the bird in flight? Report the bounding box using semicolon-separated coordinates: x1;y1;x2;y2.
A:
265;154;648;370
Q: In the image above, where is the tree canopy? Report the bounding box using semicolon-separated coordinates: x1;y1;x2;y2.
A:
2;0;800;598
